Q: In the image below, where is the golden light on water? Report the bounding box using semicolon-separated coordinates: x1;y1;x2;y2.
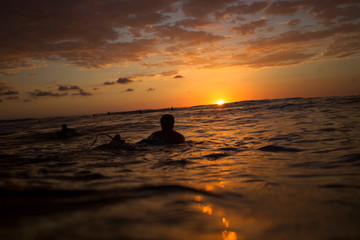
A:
201;205;213;215
222;218;230;228
222;231;237;240
195;195;238;240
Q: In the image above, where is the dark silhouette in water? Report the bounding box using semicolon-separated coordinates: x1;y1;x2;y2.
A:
258;145;303;152
109;134;125;149
147;114;185;144
92;134;134;151
58;124;76;138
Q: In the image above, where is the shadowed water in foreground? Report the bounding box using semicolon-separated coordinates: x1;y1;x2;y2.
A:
1;96;360;240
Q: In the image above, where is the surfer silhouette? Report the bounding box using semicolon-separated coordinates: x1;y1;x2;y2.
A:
147;114;185;144
58;124;77;138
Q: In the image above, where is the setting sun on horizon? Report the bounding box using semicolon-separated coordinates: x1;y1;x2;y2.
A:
0;0;359;120
1;2;360;239
216;100;225;106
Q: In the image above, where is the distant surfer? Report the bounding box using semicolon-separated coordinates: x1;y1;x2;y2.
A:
147;114;185;144
58;124;77;138
93;134;134;151
109;134;125;150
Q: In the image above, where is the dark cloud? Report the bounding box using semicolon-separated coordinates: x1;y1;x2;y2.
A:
5;96;19;100
58;85;82;91
0;81;13;92
174;75;184;78
0;0;177;72
116;78;133;84
151;25;226;45
0;81;19;97
160;70;178;77
125;88;134;92
29;90;68;98
0;90;19;96
72;90;92;96
104;81;116;85
232;20;268;35
147;88;155;92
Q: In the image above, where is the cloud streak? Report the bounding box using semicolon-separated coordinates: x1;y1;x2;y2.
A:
58;85;82;91
116;78;133;84
103;77;134;86
0;90;19;96
29;90;68;98
72;90;92;96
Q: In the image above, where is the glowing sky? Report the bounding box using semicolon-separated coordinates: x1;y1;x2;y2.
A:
1;0;360;119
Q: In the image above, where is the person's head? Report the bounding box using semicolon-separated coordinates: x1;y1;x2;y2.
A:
62;124;67;130
160;114;175;132
113;134;121;142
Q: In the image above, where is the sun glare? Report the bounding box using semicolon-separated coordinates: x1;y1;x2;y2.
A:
216;100;225;105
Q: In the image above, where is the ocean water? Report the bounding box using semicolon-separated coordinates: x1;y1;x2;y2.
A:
1;95;360;240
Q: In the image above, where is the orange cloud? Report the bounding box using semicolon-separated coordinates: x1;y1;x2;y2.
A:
242;50;318;68
323;35;360;58
246;23;360;51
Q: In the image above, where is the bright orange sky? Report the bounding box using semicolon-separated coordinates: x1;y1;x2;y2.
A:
1;0;360;119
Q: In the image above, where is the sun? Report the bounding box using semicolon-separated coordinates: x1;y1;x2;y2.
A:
216;100;225;105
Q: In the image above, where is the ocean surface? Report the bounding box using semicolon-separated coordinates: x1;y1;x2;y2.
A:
1;95;360;240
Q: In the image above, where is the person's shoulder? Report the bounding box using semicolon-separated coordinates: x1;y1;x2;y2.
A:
171;131;185;143
173;130;184;138
148;131;163;139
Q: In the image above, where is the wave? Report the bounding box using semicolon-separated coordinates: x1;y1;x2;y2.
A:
258;145;303;152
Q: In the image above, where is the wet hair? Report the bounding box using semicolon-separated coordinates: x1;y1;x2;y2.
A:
160;114;174;132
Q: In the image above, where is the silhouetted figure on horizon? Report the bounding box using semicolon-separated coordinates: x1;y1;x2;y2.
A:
147;114;185;144
109;134;126;150
94;134;134;151
58;124;76;138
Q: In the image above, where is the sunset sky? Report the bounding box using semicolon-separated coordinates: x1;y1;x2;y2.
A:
1;0;360;119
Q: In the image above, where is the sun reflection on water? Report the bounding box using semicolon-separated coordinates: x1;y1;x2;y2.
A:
201;205;213;215
222;231;237;240
195;195;238;240
222;218;229;228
